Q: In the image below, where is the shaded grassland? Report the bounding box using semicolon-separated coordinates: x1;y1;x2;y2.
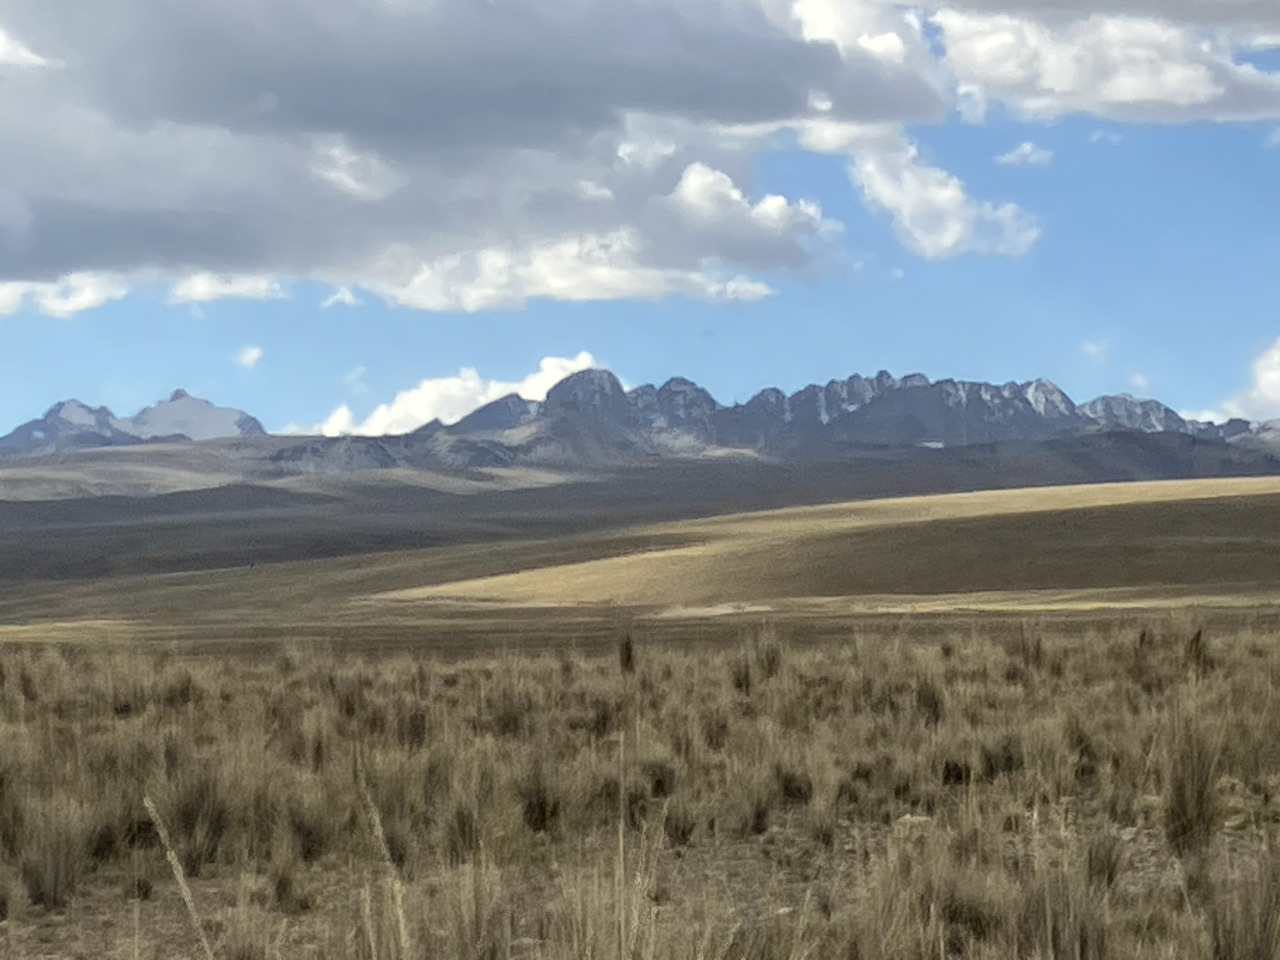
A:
6;617;1280;958
8;479;1280;648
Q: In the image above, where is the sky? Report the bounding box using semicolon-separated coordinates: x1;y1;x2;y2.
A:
1;0;1279;435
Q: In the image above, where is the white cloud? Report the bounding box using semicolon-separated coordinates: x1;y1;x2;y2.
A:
668;162;825;236
342;365;367;389
795;120;1038;257
1268;128;1280;148
170;273;285;303
784;0;936;73
1081;340;1108;359
321;285;361;308
236;345;263;369
1211;335;1280;421
310;136;405;202
890;266;906;280
0;272;128;317
996;141;1054;166
615;138;677;171
365;231;775;313
1179;407;1223;423
1129;372;1151;393
315;351;602;436
1090;130;1124;145
0;283;25;315
576;180;615;202
0;27;52;67
5;0;1277;308
841;126;1040;258
933;11;1280;123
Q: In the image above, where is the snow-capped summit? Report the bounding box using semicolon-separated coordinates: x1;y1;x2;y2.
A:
0;390;265;455
123;391;266;441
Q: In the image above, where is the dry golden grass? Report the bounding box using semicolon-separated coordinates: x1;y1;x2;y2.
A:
373;477;1280;607
7;477;1280;657
3;614;1280;958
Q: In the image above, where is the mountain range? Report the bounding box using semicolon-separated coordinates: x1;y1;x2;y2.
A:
0;390;266;456
0;370;1265;470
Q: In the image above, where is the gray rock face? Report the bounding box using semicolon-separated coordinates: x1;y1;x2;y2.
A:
449;394;539;434
543;369;631;419
1080;394;1189;434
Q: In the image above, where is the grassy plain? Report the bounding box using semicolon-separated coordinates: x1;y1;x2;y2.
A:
5;477;1280;957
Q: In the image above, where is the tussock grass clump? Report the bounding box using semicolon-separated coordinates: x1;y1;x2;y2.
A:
1165;707;1221;858
1016;869;1109;960
1206;849;1280;960
19;796;91;912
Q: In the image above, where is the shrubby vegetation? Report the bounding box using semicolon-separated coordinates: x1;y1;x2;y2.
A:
1;617;1279;958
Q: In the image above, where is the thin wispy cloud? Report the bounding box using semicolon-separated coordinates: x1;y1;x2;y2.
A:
321;286;362;309
1081;341;1108;360
996;142;1053;166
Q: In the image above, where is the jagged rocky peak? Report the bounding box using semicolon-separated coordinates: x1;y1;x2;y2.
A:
46;399;115;428
450;393;539;433
657;376;718;420
543;368;630;416
411;418;444;437
644;378;714;439
1024;379;1076;418
626;384;659;412
744;386;788;416
1080;394;1188;434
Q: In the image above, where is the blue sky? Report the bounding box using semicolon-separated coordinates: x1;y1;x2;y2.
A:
2;1;1279;434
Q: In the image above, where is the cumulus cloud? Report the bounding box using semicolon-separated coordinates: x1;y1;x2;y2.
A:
1208;335;1280;422
808;123;1040;258
997;141;1053;165
0;272;127;317
1;0;1277;309
933;10;1280;123
1129;372;1151;393
0;0;954;306
170;274;285;303
362;229;774;312
236;345;263;369
315;352;602;436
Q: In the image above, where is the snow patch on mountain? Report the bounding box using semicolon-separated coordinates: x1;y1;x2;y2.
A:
0;390;265;455
123;390;267;441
